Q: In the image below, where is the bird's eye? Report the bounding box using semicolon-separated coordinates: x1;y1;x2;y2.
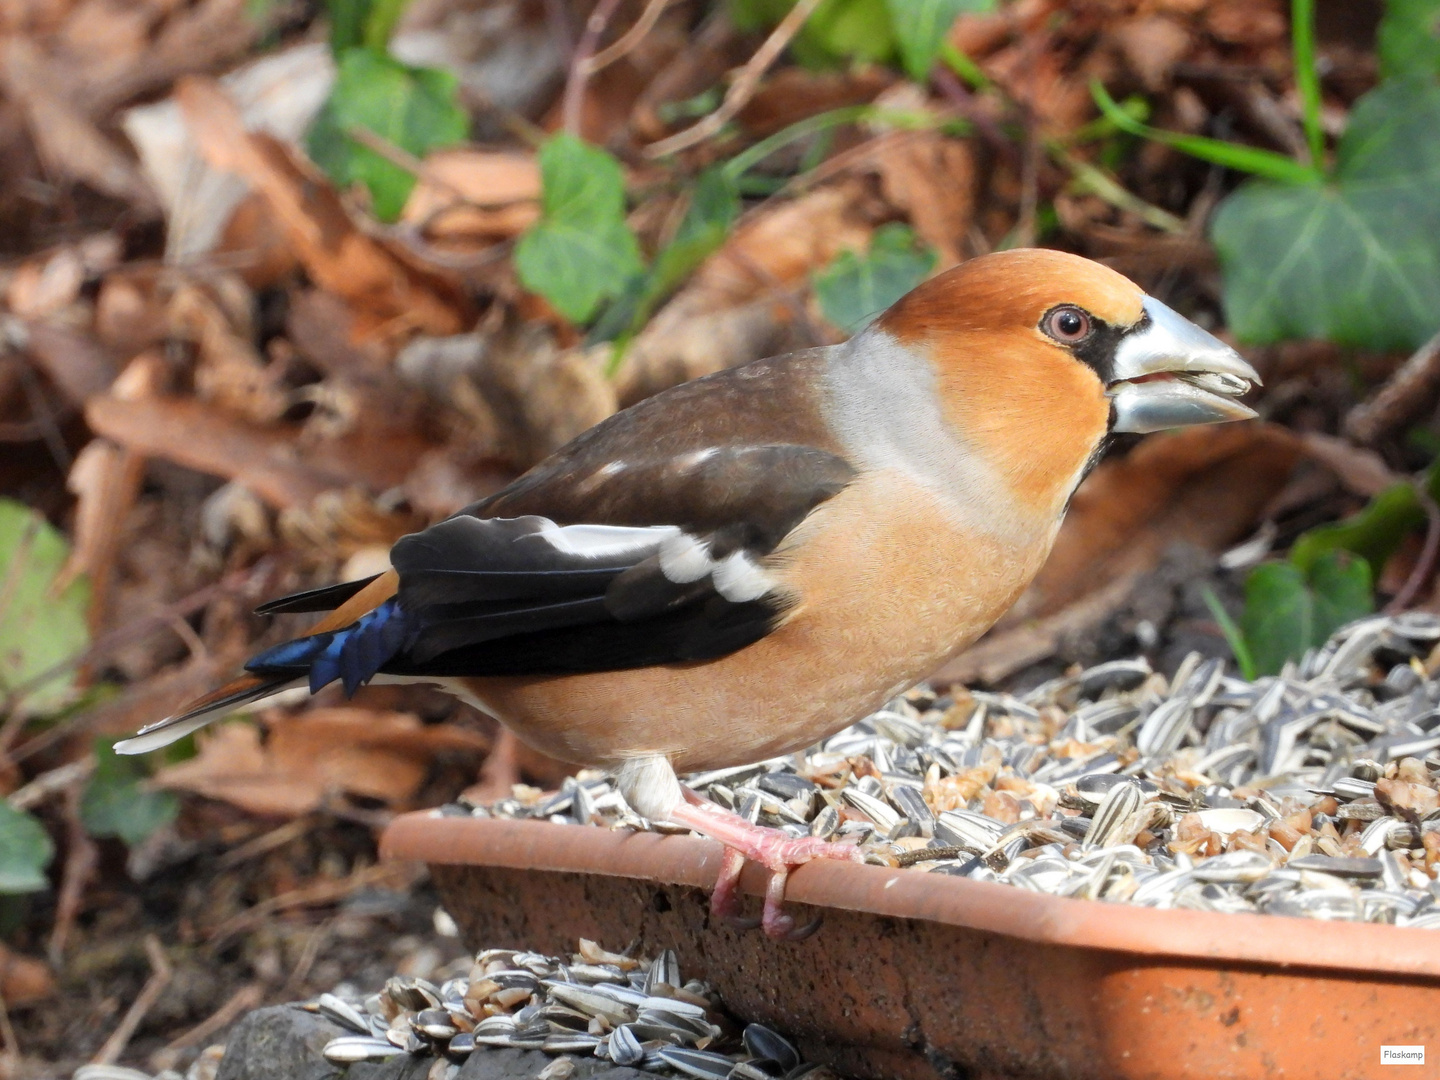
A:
1043;306;1092;344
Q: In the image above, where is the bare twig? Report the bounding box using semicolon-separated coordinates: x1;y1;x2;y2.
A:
1;563;260;760
0;990;18;1065
562;0;626;137
151;983;263;1071
206;862;410;944
92;936;172;1065
644;0;824;158
49;783;98;964
586;0;680;74
281;918;334;998
1015;126;1040;249
341;125;479;212
1387;483;1440;614
215;815;317;871
1344;329;1440;446
6;759;92;811
932;64;1017;167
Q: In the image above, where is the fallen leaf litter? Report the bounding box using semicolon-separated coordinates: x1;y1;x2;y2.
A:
455;614;1440;926
313;938;827;1079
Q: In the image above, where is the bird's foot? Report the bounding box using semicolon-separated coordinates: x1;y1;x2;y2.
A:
666;797;862;940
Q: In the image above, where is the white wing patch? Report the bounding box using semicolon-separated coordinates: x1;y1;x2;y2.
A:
660;533;777;600
533;518;778;602
532;520;681;558
659;534;714;583
711;550;775;602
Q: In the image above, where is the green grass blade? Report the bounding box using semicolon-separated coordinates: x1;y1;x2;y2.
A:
1203;585;1256;681
1090;80;1321;186
1291;0;1326;171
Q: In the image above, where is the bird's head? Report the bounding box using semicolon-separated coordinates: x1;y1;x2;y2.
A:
871;248;1261;516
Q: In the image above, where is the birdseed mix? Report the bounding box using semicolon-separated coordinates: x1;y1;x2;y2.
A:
313;938;826;1079
458;613;1440;927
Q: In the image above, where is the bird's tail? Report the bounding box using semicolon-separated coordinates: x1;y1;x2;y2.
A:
113;673;301;754
115;569;404;756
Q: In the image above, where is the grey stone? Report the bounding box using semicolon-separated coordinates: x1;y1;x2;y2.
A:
215;1005;346;1080
457;1048;649;1079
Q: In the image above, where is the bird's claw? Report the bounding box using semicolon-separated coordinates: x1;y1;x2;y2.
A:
691;806;847;940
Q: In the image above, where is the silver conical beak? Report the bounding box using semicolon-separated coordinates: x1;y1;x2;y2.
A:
1108;297;1261;434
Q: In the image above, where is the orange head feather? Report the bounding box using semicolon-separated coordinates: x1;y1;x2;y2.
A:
874;249;1150;519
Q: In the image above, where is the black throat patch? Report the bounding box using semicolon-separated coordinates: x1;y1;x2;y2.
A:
1070;312;1148;387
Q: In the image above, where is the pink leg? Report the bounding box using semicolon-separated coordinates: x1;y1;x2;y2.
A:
667;797;860;940
709;847;760;930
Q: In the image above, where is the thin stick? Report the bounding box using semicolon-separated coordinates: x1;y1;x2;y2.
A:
1387;485;1440;614
281;918;334;998
0;990;18;1064
92;935;173;1065
644;0;824;158
153;983;263;1065
341;125;474;209
585;0;678;74
1344;329;1440;446
562;0;626;137
48;783;98;964
6;758;92;810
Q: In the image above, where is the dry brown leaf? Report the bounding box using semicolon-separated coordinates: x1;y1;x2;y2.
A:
397;321;617;471
174;76;466;342
1111;17;1194;91
276;487;424;564
0;37;156;208
85;394;432;510
56;437;145;629
936;423;1302;685
617;183;873;403
122;42;334;263
736;66;894;137
168;280;289;425
93;269;169;357
22;321;118;406
0;942;54;1006
75;0;263;117
6;246;85;320
155;709;490;818
865;130;976;267
401;148;540;241
1297;432;1399;498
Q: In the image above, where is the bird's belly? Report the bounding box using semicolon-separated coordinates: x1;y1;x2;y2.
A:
457;474;1054;773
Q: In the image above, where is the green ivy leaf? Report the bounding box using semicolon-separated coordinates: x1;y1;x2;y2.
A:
1287;482;1425;579
80;740;179;847
590;169;740;352
1240;552;1373;676
515;133;645;324
324;0;413;55
0;803;53;895
1210;78;1440;352
306;48;468;223
814;223;936;332
1309;550;1376;636
1378;0;1440;79
0;499;89;718
884;0;992;81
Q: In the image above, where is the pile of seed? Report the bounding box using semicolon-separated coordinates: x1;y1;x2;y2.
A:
459;613;1440;927
315;939;824;1079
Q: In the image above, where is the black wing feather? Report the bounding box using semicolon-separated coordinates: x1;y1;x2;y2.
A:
254;575;381;615
366;442;854;678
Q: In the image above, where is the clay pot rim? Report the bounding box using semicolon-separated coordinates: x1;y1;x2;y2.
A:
382;813;1440;980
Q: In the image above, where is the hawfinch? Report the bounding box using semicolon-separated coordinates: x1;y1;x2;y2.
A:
119;249;1260;937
